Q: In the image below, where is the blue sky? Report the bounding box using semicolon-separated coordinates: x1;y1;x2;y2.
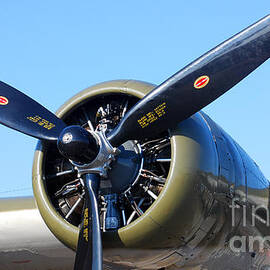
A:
0;1;270;197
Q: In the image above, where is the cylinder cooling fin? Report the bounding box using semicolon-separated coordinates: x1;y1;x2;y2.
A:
32;80;220;265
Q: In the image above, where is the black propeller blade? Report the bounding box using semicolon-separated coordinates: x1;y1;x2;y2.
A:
108;14;270;147
0;81;66;140
0;81;102;269
74;173;102;270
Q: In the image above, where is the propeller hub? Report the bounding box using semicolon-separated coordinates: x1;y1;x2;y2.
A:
57;126;100;164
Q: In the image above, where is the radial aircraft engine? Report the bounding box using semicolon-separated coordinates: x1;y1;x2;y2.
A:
1;14;270;270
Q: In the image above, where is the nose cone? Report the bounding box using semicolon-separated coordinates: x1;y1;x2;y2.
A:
57;125;100;164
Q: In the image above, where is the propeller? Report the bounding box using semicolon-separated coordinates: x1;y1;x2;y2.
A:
73;173;102;270
108;14;270;147
0;81;67;140
1;14;270;270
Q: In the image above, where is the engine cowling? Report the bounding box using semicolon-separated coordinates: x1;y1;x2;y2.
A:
32;80;223;269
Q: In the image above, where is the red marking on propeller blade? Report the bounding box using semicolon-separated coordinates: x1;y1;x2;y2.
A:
0;96;8;105
194;76;210;89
